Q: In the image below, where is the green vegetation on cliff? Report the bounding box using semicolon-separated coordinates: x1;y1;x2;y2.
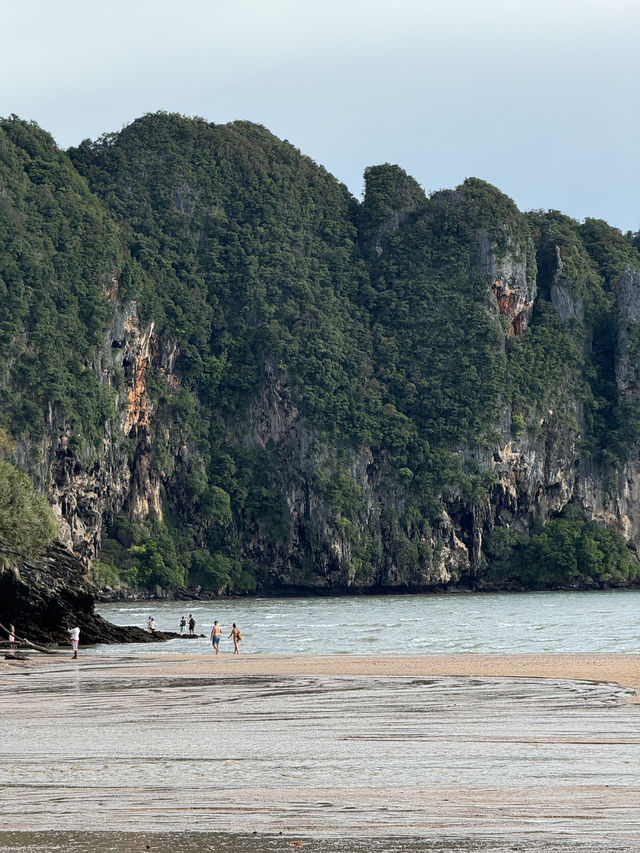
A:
68;113;381;591
71;114;376;438
0;118;143;452
0;438;57;561
485;506;640;589
1;112;639;594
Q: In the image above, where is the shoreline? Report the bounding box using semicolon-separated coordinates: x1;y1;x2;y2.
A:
5;651;640;699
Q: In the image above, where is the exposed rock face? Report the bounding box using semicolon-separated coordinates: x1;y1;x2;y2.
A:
549;245;585;321
479;229;537;335
552;281;584;322
616;267;640;396
489;415;580;532
15;297;179;566
0;540;180;645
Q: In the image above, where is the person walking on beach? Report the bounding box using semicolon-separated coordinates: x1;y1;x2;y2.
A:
210;620;223;653
7;624;16;654
67;626;80;659
228;623;242;655
179;616;186;634
188;614;196;636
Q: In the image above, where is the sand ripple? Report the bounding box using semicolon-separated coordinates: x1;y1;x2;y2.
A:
1;654;639;850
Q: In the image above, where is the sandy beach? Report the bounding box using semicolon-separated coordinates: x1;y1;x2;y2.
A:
5;649;638;697
2;651;639;851
135;650;640;698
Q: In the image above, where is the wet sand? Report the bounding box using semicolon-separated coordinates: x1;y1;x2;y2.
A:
6;649;638;697
86;650;640;698
1;652;639;851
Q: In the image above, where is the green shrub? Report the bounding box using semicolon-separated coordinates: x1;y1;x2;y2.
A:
0;461;57;557
484;512;639;589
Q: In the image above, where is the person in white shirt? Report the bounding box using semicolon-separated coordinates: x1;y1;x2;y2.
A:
67;626;80;659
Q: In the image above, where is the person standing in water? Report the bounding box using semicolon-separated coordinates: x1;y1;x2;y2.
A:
210;620;223;653
179;616;186;634
228;623;242;655
188;614;196;636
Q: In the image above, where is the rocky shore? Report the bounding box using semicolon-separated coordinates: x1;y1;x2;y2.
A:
0;540;185;646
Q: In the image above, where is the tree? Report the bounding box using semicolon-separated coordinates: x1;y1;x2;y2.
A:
0;461;58;557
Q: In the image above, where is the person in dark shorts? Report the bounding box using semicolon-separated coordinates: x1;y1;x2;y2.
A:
188;614;196;636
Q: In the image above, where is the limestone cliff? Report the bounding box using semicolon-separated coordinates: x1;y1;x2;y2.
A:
2;113;639;595
21;216;638;594
13;296;177;566
480;228;537;335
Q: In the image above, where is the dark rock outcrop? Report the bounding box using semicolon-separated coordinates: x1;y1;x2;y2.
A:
0;540;180;646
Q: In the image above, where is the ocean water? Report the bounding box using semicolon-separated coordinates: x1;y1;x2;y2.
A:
96;588;640;655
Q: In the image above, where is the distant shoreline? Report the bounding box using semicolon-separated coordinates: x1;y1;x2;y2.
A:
95;583;640;603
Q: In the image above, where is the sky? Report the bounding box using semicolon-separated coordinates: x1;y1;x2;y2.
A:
2;0;638;232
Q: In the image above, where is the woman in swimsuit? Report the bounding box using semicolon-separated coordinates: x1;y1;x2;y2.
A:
228;623;241;655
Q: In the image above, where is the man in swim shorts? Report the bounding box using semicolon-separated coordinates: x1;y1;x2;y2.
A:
210;620;223;653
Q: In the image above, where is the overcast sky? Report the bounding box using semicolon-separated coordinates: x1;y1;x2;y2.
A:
2;0;638;231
